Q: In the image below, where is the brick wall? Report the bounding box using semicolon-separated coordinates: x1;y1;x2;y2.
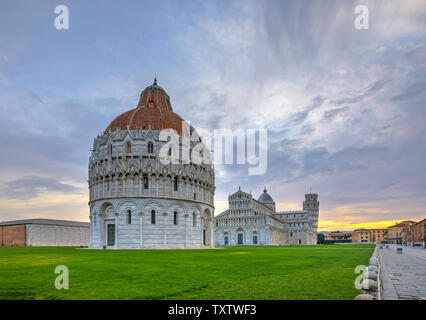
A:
0;225;27;246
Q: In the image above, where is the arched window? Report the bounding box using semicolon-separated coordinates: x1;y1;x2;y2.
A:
127;210;131;224
173;211;178;225
193;214;196;227
143;175;149;189
151;210;156;224
108;144;112;156
148;142;154;154
174;177;178;191
126;141;131;153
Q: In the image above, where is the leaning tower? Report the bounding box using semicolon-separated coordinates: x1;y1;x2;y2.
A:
303;193;319;244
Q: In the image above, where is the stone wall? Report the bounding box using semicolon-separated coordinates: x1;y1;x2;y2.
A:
26;224;89;246
0;225;26;246
90;197;214;249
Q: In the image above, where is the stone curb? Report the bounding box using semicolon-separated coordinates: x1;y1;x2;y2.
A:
355;245;379;300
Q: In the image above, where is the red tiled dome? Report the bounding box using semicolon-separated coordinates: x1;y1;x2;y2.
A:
104;80;185;135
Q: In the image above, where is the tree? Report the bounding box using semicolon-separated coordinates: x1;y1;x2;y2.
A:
317;233;325;244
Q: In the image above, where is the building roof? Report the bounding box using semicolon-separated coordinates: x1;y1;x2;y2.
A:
0;218;90;228
257;187;274;203
275;210;307;214
104;80;186;135
327;232;353;236
388;221;417;228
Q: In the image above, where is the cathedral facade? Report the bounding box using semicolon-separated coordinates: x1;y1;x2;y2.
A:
88;81;215;249
214;188;319;246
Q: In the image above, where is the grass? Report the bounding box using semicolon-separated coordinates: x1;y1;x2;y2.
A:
0;244;374;300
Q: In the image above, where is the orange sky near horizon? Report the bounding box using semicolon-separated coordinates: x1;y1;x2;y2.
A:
1;192;424;233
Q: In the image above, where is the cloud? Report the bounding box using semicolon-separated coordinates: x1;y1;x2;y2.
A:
0;176;80;200
322;106;350;121
391;81;426;101
331;80;387;107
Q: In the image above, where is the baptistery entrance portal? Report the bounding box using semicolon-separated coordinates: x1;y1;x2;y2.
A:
106;223;115;247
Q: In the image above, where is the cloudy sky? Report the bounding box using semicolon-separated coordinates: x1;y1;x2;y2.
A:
0;0;425;230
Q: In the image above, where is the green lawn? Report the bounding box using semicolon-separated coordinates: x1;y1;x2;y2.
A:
0;245;374;300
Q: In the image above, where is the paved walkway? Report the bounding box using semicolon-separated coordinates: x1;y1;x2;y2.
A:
379;244;426;300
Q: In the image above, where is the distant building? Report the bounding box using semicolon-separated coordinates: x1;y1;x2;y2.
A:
403;218;426;246
387;221;416;244
325;231;352;241
214;188;319;246
368;228;388;243
352;229;370;243
0;219;90;247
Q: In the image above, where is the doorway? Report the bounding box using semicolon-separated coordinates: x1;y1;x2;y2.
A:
107;224;115;247
253;235;258;245
237;233;243;245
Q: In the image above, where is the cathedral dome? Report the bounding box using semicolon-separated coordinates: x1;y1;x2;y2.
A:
104;79;185;135
258;187;274;203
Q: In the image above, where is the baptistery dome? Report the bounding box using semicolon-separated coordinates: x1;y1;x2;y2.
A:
88;80;215;249
104;79;185;135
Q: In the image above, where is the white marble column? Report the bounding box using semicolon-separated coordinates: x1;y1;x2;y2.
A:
209;218;214;247
163;212;167;248
114;212;118;248
184;214;188;248
139;211;144;248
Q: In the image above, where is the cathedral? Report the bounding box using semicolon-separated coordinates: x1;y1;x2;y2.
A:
214;187;319;246
88;81;215;249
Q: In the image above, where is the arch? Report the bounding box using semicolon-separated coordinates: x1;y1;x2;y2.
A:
147;141;154;153
100;201;115;215
203;207;212;220
117;200;138;213
142;200;165;214
143;174;149;189
126;141;131;153
174;176;180;191
192;212;197;226
190;203;202;215
151;209;156;224
166;201;185;214
173;211;178;225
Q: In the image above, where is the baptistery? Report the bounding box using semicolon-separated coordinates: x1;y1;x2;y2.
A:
88;80;215;249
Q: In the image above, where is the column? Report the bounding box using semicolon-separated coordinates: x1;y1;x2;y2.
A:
184;214;188;248
114;212;118;248
209;217;214;247
139;211;144;248
163;212;167;248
